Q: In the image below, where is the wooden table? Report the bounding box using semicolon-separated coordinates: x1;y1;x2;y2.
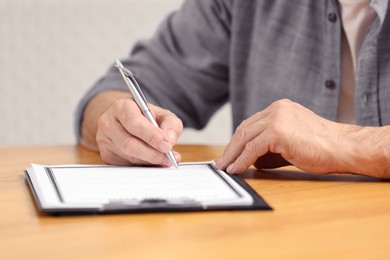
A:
1;145;390;259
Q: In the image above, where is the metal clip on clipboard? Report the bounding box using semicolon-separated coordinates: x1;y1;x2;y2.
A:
102;198;204;211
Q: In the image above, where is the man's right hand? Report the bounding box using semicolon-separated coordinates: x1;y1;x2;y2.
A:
80;91;183;166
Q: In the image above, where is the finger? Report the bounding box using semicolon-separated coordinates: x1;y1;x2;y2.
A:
237;107;272;127
217;116;267;170
99;129;157;166
225;133;270;174
154;105;183;144
96;127;138;165
101;144;154;166
98;110;171;166
113;100;173;153
98;144;134;165
109;119;172;166
173;150;182;163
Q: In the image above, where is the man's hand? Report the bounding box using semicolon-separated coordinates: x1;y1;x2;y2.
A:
216;99;390;178
80;91;183;166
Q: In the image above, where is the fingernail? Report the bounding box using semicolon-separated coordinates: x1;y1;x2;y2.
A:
216;158;224;169
167;129;177;142
159;140;172;153
174;153;181;162
226;164;235;174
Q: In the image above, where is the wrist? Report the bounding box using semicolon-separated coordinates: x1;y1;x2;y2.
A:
337;125;390;178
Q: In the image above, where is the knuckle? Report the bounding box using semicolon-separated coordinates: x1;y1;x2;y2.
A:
111;98;126;112
123;114;136;129
271;98;292;110
277;98;292;105
121;138;137;155
95;133;105;145
97;114;108;128
239;119;249;128
160;111;183;134
120;107;139;127
269;121;288;137
268;122;280;133
234;123;248;141
244;140;258;154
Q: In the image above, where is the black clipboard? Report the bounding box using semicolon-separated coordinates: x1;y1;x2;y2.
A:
25;163;272;215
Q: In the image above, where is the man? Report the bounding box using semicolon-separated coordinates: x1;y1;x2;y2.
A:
76;0;390;178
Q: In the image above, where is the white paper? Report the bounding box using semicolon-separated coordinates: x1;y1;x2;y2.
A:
27;162;253;209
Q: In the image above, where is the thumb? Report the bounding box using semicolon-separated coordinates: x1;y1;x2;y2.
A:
151;104;183;144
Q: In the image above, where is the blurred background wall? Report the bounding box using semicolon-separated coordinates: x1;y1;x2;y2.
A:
0;0;231;147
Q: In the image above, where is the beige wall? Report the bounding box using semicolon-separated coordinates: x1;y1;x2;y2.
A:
0;0;231;146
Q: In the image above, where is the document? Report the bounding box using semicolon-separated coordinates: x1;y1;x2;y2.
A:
25;162;271;214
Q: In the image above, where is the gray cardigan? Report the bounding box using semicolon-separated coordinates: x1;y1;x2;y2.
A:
75;0;390;140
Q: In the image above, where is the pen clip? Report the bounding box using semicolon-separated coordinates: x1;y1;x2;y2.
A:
114;59;148;104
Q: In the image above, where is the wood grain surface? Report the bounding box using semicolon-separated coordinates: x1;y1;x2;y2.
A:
1;145;389;259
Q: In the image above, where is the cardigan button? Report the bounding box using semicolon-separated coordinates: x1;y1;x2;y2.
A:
328;13;337;23
325;80;336;90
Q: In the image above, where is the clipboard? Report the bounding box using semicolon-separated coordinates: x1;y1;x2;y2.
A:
25;162;272;215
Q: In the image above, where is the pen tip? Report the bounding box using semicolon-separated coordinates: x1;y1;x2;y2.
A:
172;161;179;170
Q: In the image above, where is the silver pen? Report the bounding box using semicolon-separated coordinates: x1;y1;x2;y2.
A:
114;58;179;169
